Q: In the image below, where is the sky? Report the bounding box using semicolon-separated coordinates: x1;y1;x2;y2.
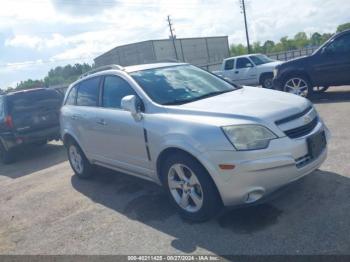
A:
0;0;349;89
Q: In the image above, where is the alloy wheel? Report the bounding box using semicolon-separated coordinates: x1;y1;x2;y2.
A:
284;77;309;97
168;163;204;213
69;145;84;174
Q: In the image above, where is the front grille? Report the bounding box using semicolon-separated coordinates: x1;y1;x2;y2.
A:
284;116;318;139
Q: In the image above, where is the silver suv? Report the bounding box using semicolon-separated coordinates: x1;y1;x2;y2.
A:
60;63;329;221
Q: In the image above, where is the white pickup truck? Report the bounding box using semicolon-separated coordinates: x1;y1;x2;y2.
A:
213;54;283;89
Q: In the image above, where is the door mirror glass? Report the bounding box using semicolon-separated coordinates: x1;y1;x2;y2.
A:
121;95;143;120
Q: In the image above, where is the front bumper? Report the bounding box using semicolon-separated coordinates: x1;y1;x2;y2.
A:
201;122;329;206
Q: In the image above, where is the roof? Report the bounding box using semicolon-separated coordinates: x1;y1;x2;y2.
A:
124;62;187;73
224;53;263;60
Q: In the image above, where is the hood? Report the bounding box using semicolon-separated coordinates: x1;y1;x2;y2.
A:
279;55;310;69
167;86;310;124
259;60;283;69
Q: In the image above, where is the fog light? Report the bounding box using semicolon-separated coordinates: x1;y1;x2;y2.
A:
245;189;265;203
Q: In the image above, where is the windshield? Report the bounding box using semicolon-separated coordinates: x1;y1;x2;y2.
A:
130;65;236;105
249;55;274;65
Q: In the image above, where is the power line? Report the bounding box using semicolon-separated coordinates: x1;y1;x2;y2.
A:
239;0;251;53
167;15;179;60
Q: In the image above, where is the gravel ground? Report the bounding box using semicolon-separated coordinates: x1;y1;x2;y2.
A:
0;86;349;255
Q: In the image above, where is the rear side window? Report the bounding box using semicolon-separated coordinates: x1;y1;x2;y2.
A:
224;59;235;70
76;77;100;107
65;86;77;105
7;89;62;115
102;76;137;109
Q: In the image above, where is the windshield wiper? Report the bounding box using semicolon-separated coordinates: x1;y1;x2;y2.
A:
163;89;234;105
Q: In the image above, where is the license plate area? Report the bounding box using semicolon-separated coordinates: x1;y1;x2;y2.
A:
307;130;327;159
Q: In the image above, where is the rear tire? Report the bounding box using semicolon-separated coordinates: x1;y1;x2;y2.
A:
160;153;222;222
66;139;93;179
0;142;15;164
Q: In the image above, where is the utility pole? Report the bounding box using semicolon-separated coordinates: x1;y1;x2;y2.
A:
167;15;179;60
240;0;251;53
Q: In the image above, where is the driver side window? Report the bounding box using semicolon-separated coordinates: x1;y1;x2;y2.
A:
325;34;350;54
236;58;253;69
102;76;137;109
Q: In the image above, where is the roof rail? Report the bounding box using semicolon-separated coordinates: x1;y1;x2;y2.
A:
79;64;124;79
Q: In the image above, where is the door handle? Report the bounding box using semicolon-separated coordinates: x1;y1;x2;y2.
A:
71;115;79;120
235;71;239;74
96;119;107;126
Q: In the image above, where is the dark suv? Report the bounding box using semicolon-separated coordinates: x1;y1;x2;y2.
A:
273;29;350;97
0;88;63;164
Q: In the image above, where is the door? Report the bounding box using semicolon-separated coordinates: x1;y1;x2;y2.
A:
222;58;237;81
91;75;150;175
235;57;258;85
311;33;350;86
74;76;101;156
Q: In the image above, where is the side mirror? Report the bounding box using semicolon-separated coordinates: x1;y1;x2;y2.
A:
246;63;254;68
121;95;143;120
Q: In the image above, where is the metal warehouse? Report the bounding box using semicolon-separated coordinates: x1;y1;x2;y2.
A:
94;36;229;71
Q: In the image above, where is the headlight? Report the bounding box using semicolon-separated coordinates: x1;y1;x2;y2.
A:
222;125;277;150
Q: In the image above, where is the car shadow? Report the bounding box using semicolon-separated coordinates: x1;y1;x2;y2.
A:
311;88;350;104
0;142;67;179
71;168;350;255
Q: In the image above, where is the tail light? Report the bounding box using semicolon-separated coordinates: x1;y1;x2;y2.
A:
4;115;14;128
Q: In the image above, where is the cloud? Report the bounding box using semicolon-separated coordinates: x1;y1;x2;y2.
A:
4;34;67;50
50;0;117;16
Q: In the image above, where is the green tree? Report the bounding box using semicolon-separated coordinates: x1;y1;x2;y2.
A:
229;43;247;56
337;22;350;33
294;32;309;48
310;32;322;46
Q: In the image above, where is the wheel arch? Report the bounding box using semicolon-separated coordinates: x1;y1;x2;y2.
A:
282;69;314;87
259;72;274;85
155;147;223;204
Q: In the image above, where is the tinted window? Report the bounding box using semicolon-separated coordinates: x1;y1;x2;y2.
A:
77;77;100;106
236;58;253;69
326;34;350;54
65;86;77;105
102;76;137;109
224;59;235;70
249;55;274;65
7;89;62;114
130;65;236;105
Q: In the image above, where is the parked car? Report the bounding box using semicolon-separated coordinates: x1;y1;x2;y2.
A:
0;88;62;164
273;29;350;97
213;54;283;88
61;63;329;221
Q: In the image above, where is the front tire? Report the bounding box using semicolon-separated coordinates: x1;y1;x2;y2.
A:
161;153;222;222
283;74;313;98
66;140;93;179
261;74;274;89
